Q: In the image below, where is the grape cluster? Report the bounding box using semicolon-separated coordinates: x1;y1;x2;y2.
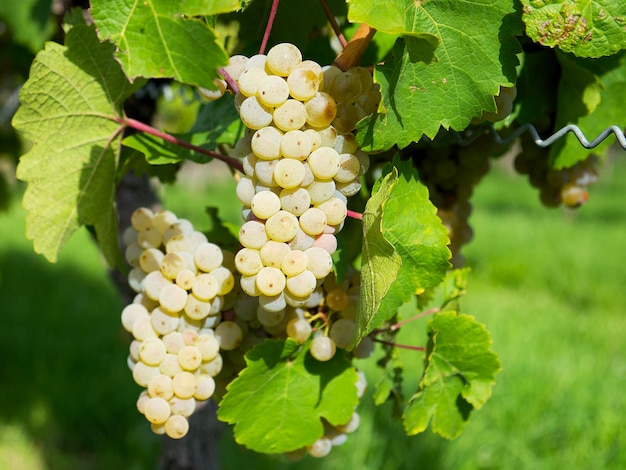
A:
121;207;241;439
223;43;378;329
514;134;598;208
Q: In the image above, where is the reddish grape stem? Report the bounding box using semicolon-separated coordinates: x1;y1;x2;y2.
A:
118;117;244;173
390;307;440;331
259;0;280;55
372;337;425;352
218;67;239;94
347;210;363;220
319;0;347;48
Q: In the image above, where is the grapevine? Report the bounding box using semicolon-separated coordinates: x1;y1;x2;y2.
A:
6;0;626;466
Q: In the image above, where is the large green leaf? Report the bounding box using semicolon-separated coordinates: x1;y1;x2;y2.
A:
521;0;626;58
354;169;402;347
217;339;358;453
403;311;501;439
352;0;522;149
90;0;229;87
374;159;451;328
13;24;141;265
182;0;250;16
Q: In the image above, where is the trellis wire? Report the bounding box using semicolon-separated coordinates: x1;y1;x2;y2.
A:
452;122;626;150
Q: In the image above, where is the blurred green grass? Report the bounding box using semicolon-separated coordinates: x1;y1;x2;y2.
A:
1;154;625;469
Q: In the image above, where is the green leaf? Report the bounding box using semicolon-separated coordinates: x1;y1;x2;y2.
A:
521;0;626;58
90;0;229;87
217;339;359;454
403;311;501;439
550;51;626;168
354;0;522;149
373;159;451;328
354;169;402;346
0;0;55;53
13;24;142;266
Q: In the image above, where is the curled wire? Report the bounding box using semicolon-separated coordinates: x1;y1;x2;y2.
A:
453;123;626;150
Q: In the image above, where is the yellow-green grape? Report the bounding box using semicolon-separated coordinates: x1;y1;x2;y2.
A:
195;334;220;361
125;242;142;267
172;371;197;399
159;283;188;313
137;226;162;249
281;249;308;276
286;318;312;343
177;345;202;371
329;319;356;349
304;92;337;128
306;179;336;205
165;233;193;254
209;267;235;295
256;306;286;327
306;436;333;458
273;158;306;189
183;294;212;320
280;130;313;160
169;396;196;418
238;67;267;97
299;207;327;236
257;75;290;107
310;334;336;362
164;415;190;439
286;270;317;298
139;247;164;273
251;126;283;160
256;266;287;296
287;63;321;101
121;303;149;333
259;240;291;268
132;316;158;341
160;353;184;376
148;374;174;400
194;243;224;272
160;252;189;280
143;271;170;301
335;153;361;183
251;191;282;219
265;210;299;242
199;353;223;377
235;248;264;276
239;96;273;129
273;99;307;131
308;147;340;180
139;337;167;366
175;269;196;291
239;220;269;249
279;187;311;216
215;321;243;350
133;362;161;387
131;207;154;231
192;273;219;301
162;332;185;354
326;288;350;311
144;397;171;424
266;42;302;76
259;292;287;312
304;247;333;279
194;374;216;400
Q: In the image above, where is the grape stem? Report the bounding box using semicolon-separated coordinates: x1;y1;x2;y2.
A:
319;0;347;48
346;210;363;220
259;0;280;55
218;67;239;94
389;307;440;331
371;337;425;352
117;117;244;173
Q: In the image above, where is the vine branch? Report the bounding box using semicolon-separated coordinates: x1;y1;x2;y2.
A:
319;0;347;48
118;117;244;174
372;337;425;352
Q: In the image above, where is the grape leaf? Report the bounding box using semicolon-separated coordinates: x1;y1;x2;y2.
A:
403;311;501;439
373;159;451;329
521;0;626;58
353;0;522;150
354;169;402;347
90;0;229;87
217;339;358;454
13;24;142;265
0;0;55;53
550;51;626;168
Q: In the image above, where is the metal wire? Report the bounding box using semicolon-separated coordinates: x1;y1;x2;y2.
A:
453;122;626;150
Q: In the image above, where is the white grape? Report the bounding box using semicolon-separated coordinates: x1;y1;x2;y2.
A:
239;220;269;249
235;248;264;276
192;273;219;301
335;153;361;183
160;353;184;376
209;266;235;295
238;67;267;97
304;92;337;128
194;374;216;400
132;362;161;387
177;345;202;371
258;292;287;312
254;160;279;186
329;319;356;349
124;241;142;267
279;187;311;216
286;318;312;343
148;374;174;400
239;96;273;129
304;247;333;279
255;266;286;296
316;197;347;226
312;233;337;254
175;269;195;291
195;334;220;361
139;336;167;365
236;176;256;206
273;158;306;189
280;130;312;160
183;294;212;320
307;437;332;458
165;415;190;439
131;207;154;231
172;371;197;399
159;283;188;313
256;305;286;327
306;179;336;205
287;65;321;101
273;99;307;131
215;321;243;350
299;207;327;236
144;397;171;424
265;210;299;242
132;316;158;341
160;252;189;280
251;126;283;160
310;334;336;362
308;147;340;179
259;240;291;268
121;303;149;333
169;396;196;418
280;249;309;276
257;74;290;107
251;191;281;219
285;270;317;298
266;43;302;76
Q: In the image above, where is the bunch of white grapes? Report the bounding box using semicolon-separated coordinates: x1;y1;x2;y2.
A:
220;42;380;339
121;207;243;439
